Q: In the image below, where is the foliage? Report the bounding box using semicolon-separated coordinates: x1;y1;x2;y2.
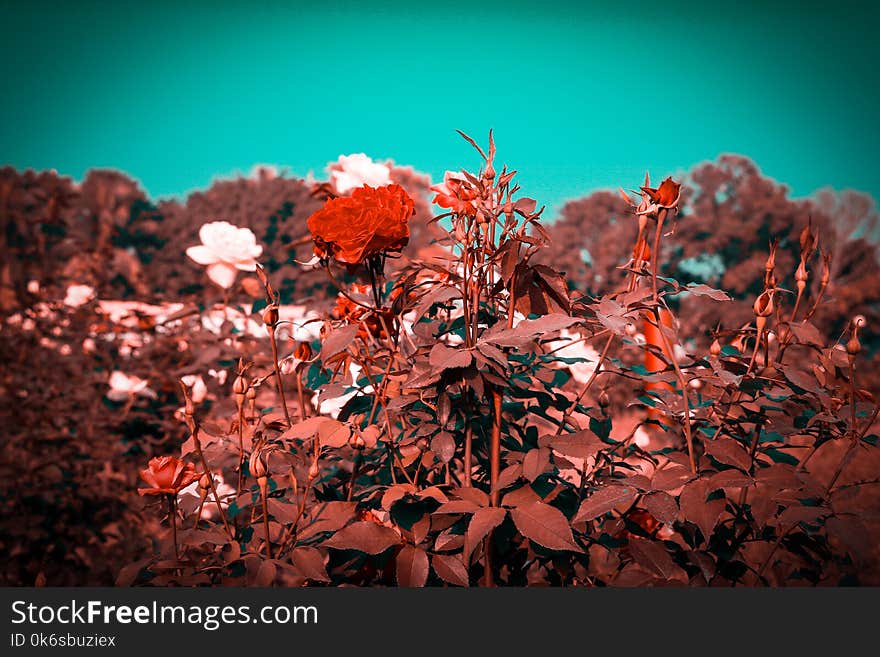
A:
1;142;879;587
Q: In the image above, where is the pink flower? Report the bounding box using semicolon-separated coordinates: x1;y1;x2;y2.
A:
327;153;391;196
63;284;95;308
186;221;263;289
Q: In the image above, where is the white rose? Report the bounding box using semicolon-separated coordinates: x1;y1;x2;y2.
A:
186;221;263;289
181;374;208;403
327;153;391;195
63;284;95;308
106;371;156;401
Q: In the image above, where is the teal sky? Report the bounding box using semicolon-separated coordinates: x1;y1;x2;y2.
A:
1;0;878;215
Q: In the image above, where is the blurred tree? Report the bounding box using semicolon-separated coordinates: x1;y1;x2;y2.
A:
541;155;880;350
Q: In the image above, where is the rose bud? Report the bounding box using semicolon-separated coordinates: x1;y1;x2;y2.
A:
710;338;722;357
754;289;775;318
821;252;831;287
598;389;610;409
795;260;808;294
263;304;279;328
349;433;366;450
232;375;248;396
249;451;269;480
295;341;313;362
198;472;213;494
308;461;320;480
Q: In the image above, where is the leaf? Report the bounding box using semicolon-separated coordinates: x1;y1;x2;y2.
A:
432;554;470;587
483;313;581;347
787;320;825;348
280;416;330;441
686;550;716;582
548;430;604;460
429;343;472;371
318;419;352;448
431;432;455;464
783;365;819;392
382;484;417;511
679;480;725;542
642;491;679;524
434;499;480;515
396;545;429;587
293;501;358;542
705;438;752;472
291;547;329;582
253;560;277;586
322;521;400;554
685;284;731;302
651;466;695;492
708;470;755;490
628;538;686;581
464;507;507;561
511;502;581;552
773;505;828;528
320;324;359;365
826;516;872;560
575;485;639;522
455;487;490;507
522;447;551;482
755;463;802;490
495;464;522;491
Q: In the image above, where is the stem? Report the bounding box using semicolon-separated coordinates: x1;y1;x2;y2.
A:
648;308;696;474
347;453;361;502
490;386;502;506
191;426;234;540
260;481;272;559
296;371;307;422
645;210;695;473
236;401;245;498
169;494;179;562
268;325;292;427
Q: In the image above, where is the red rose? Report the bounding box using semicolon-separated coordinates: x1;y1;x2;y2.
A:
430;170;478;216
138;456;199;496
307;184;414;265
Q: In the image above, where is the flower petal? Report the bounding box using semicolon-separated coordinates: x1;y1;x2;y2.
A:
206;262;238;289
186;245;220;265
